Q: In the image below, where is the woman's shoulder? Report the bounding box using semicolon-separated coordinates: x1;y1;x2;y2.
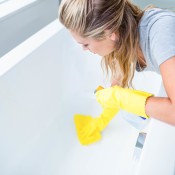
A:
138;8;175;73
139;8;175;27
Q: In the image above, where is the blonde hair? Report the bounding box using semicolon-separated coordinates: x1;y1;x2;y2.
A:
58;0;144;87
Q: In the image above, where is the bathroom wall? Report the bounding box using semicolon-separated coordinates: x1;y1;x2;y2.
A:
0;0;59;57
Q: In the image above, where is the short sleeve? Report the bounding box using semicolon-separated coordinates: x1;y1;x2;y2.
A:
149;15;175;66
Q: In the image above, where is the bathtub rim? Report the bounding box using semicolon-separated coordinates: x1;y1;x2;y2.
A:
0;19;63;77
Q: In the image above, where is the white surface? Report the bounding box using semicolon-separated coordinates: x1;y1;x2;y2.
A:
0;0;58;58
0;20;63;77
0;20;174;175
136;84;175;175
0;0;38;19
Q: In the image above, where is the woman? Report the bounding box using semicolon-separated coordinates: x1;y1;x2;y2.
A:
58;0;175;145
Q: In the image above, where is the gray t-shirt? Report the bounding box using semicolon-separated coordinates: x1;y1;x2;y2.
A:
139;8;175;74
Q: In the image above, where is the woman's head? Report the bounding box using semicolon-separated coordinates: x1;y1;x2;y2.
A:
58;0;144;87
59;0;125;38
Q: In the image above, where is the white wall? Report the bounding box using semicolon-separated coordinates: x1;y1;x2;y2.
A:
0;0;59;57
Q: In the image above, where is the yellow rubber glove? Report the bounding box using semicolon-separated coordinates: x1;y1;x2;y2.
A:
74;86;119;145
95;85;153;118
74;107;119;145
74;86;153;145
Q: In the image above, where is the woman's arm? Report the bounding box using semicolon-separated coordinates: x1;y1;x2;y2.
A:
145;56;175;126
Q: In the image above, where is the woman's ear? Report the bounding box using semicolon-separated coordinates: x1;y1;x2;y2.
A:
105;30;118;41
109;32;117;41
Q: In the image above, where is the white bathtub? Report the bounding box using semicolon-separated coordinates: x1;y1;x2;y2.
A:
0;20;174;175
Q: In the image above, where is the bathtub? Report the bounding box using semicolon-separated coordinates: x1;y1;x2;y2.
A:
0;20;174;175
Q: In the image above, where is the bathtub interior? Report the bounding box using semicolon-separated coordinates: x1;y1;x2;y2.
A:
0;21;162;175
